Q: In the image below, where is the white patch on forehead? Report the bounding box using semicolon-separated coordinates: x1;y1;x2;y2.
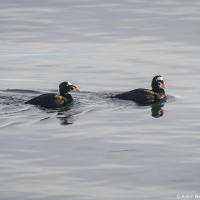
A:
156;76;163;81
67;82;73;86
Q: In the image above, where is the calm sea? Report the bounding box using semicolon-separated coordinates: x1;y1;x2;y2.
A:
0;1;200;199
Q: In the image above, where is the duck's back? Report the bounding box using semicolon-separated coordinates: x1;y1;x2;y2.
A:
26;93;72;108
115;89;156;104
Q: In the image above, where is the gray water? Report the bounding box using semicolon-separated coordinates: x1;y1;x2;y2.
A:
0;1;200;200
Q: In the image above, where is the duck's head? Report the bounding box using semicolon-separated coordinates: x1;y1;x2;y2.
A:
59;81;81;95
151;75;167;92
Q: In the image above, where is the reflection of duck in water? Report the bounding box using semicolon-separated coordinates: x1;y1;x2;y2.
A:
151;99;165;118
26;82;81;108
114;75;167;105
57;112;74;125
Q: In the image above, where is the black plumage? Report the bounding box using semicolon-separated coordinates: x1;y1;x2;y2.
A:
114;75;167;104
26;82;81;108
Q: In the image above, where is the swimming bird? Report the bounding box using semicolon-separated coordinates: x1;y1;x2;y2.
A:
26;82;81;108
114;75;167;104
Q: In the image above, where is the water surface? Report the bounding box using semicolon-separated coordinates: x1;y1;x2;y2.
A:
0;1;200;200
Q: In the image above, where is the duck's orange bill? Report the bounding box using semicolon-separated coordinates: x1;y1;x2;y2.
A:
75;87;82;92
161;82;167;88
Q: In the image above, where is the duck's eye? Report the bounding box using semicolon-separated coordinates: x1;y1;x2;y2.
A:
157;79;164;84
158;80;167;88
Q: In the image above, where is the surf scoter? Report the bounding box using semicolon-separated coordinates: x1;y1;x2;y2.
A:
26;82;81;108
114;75;167;104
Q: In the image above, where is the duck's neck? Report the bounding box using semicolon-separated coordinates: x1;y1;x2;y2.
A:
152;87;165;94
60;92;72;100
60;92;69;97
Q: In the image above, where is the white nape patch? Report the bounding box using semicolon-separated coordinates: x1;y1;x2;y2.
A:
156;76;163;81
67;82;73;86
